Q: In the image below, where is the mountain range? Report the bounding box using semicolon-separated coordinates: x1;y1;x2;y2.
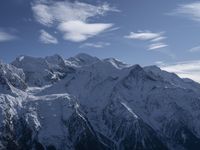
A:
1;53;200;150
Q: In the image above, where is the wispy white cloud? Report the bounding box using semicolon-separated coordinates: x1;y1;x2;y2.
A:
160;60;200;83
32;1;118;26
39;29;58;44
80;42;110;48
148;43;168;50
124;31;164;41
151;36;166;42
0;31;16;42
189;45;200;52
32;3;53;26
57;21;112;42
155;61;165;66
125;31;168;50
32;1;118;42
169;2;200;22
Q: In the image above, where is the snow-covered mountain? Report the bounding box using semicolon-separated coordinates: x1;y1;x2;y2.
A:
1;53;200;150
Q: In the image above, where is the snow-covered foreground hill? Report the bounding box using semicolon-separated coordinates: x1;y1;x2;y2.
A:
1;53;200;150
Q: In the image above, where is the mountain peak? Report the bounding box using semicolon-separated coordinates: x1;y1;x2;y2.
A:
144;65;161;71
67;53;100;67
74;53;100;63
45;54;62;60
103;58;129;69
75;53;96;59
45;54;65;67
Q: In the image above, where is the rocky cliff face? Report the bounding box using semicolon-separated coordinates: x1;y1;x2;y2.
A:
1;53;200;150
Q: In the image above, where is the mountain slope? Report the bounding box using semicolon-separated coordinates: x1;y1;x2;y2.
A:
0;53;200;150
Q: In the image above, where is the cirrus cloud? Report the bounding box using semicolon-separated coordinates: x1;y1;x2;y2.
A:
148;43;168;50
39;29;58;44
125;31;168;50
80;42;110;48
189;45;200;52
124;31;164;41
169;2;200;22
32;1;118;26
32;1;118;42
161;60;200;83
0;29;17;42
58;21;112;42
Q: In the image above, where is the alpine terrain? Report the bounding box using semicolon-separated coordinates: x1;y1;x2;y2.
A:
1;53;200;150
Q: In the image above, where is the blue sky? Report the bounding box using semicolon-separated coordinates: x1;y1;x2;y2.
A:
1;0;200;82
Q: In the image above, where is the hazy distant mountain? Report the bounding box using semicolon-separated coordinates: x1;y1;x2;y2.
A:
0;53;200;150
